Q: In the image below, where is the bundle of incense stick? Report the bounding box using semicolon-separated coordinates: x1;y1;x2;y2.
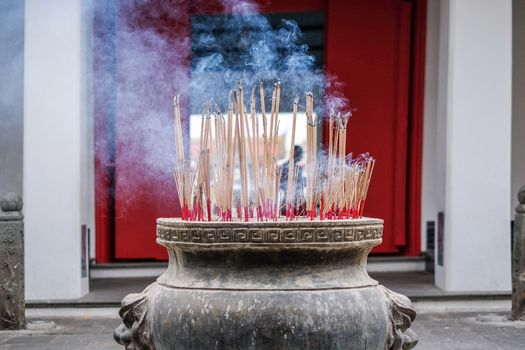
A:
173;96;212;221
320;112;376;220
172;82;375;222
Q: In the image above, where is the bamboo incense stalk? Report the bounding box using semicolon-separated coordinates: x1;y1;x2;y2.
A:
235;84;249;221
268;85;276;172
328;113;334;162
250;88;261;213
259;82;268;156
173;95;186;212
274;165;282;220
202;112;212;220
359;157;375;217
227;93;235;219
173;95;185;165
285;97;299;219
211;112;221;217
273;82;281;161
273;119;280;213
239;84;249;220
305;92;315;218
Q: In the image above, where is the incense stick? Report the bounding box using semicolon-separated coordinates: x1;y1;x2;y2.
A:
285;96;299;220
171;83;374;222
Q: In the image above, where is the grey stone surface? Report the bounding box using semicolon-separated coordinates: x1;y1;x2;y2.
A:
0;312;524;349
0;317;121;349
0;193;24;330
0;193;22;213
513;184;525;320
114;218;417;349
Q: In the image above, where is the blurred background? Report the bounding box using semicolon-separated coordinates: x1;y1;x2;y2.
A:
0;0;521;302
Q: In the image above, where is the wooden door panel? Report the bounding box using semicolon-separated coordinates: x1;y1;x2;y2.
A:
325;0;413;253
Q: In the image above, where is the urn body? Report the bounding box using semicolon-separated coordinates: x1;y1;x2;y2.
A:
115;218;417;350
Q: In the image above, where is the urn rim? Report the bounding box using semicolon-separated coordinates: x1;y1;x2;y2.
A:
156;217;384;246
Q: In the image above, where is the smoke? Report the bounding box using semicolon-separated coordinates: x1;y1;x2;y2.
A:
190;5;327;113
93;0;190;208
93;0;351;208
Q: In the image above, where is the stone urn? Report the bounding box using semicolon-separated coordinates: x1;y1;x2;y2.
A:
114;218;417;349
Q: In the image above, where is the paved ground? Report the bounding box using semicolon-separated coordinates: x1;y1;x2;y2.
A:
0;311;523;349
0;316;119;350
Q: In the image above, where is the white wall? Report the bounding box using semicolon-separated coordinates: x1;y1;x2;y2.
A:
513;0;525;212
84;0;96;262
434;0;512;291
433;0;450;288
24;0;91;300
421;0;442;252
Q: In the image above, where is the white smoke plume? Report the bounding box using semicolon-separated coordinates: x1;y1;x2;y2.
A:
92;0;351;208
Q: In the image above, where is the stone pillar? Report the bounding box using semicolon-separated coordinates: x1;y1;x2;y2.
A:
0;1;24;199
0;193;24;330
434;0;512;291
512;185;525;320
512;0;525;220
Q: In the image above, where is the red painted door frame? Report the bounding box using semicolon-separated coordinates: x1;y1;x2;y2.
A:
94;0;426;262
94;0;118;263
406;0;427;256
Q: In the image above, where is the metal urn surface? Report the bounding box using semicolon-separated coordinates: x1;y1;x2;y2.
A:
114;218;417;350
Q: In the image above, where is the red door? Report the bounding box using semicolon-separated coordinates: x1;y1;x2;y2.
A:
325;0;424;254
95;0;425;261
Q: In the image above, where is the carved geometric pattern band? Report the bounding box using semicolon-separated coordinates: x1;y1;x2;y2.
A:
156;224;383;243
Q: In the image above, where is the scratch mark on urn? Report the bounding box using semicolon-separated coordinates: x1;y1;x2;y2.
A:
295;276;314;288
236;300;245;312
225;305;231;320
202;301;211;314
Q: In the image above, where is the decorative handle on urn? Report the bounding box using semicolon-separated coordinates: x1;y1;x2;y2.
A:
380;285;418;350
114;285;155;350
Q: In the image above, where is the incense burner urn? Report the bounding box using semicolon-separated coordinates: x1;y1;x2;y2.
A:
114;218;417;349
